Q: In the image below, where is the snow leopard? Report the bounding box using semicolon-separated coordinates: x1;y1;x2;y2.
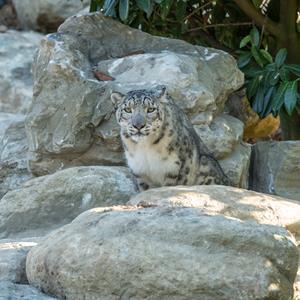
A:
111;85;231;191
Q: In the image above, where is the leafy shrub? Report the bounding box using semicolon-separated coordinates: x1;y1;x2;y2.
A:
238;27;300;118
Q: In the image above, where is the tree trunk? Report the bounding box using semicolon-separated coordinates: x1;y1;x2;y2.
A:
280;109;300;140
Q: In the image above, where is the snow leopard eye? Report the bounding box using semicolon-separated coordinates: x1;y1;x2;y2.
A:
124;107;132;113
147;107;156;113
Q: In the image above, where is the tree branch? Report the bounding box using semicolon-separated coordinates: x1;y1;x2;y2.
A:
233;0;280;37
187;22;252;32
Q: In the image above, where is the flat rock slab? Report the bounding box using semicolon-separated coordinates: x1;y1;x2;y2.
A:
26;205;298;300
0;281;56;299
252;141;300;201
129;185;300;236
0;166;137;238
0;237;41;283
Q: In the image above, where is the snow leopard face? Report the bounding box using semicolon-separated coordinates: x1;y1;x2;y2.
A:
111;86;168;141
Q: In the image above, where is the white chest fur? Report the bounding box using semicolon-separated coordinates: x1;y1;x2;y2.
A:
124;137;178;186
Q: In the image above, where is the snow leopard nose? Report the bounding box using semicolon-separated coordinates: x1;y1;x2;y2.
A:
132;113;146;130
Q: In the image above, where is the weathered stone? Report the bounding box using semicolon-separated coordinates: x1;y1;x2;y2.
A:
0;30;43;113
26;204;298;300
0;281;56;299
12;0;89;32
194;114;244;159
219;142;251;188
251;141;300;201
0;237;40;283
26;12;244;181
0;0;18;28
0;113;32;198
0;166;136;238
128;185;300;236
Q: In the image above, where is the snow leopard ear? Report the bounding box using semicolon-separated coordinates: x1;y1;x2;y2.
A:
154;85;168;103
111;91;125;108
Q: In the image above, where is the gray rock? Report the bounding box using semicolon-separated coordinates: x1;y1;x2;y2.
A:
128;185;300;236
0;30;43;113
26;12;245;182
219;142;251;188
0;237;41;283
26;204;298;300
12;0;89;32
251;141;300;201
194;114;244;159
0;166;136;238
0;113;32;198
0;281;56;299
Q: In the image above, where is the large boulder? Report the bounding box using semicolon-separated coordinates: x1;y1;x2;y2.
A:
0;281;56;299
0;30;43;113
0;166;136;238
128;185;300;235
26;12;247;187
12;0;89;32
26;202;298;300
251;141;300;201
0;113;32;198
0;237;40;283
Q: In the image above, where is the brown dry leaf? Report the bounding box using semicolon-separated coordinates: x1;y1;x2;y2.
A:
93;71;115;81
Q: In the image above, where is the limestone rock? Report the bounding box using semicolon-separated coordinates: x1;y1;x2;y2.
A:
26;204;298;300
251;141;300;201
0;166;136;238
128;185;300;236
219;142;251;188
0;281;56;299
0;113;32;198
0;237;40;283
194;114;244;159
12;0;89;32
0;30;43;113
26;12;244;180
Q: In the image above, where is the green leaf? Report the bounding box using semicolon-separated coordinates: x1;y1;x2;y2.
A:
251;45;264;67
160;0;173;19
250;26;260;47
262;86;275;117
103;0;117;16
246;76;260;99
136;0;152;15
119;0;129;20
252;82;265;115
239;35;251;48
275;48;287;67
279;67;290;81
285;64;300;77
251;0;262;8
176;1;186;21
237;52;252;68
284;80;299;115
154;0;163;3
259;49;273;64
271;81;289;113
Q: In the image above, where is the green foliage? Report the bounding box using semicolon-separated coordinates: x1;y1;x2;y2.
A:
89;0;252;47
238;27;300;118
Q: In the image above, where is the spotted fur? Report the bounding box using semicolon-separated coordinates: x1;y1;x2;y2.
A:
111;86;231;191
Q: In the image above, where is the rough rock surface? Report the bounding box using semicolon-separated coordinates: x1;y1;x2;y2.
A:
0;166;136;238
0;113;32;198
0;30;43;113
26;204;298;300
251;141;300;201
0;237;40;283
0;281;56;299
12;0;89;32
25;12;246;187
128;185;300;235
